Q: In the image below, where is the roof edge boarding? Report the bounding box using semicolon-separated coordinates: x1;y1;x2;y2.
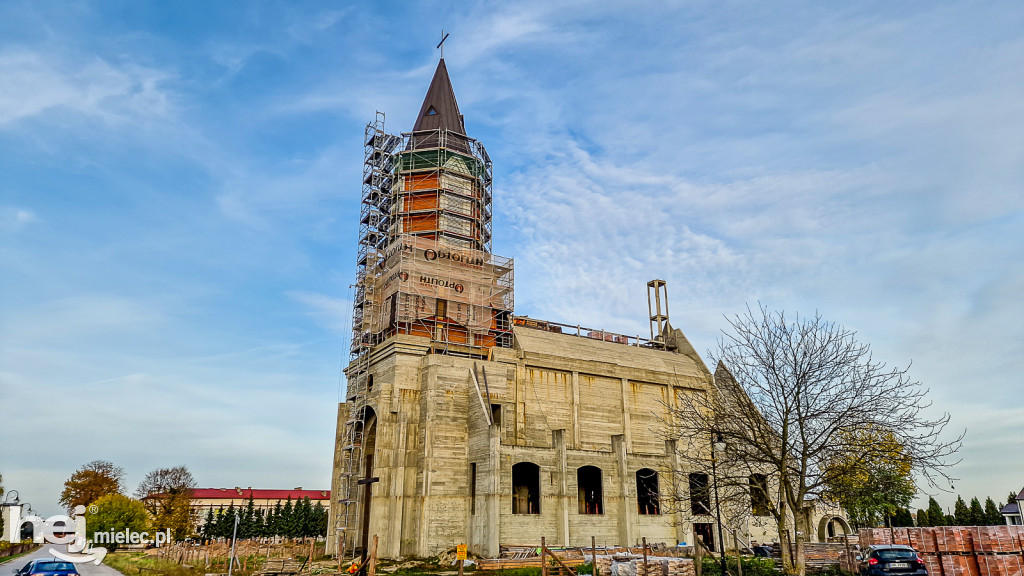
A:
512;323;713;383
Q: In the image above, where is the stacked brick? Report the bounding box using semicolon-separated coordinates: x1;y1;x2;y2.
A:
941;555;981;576
859;526;1024;576
975;555;1023;576
659;559;697;576
593;557;695;576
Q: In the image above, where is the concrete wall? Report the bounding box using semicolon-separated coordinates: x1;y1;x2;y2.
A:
331;327;842;559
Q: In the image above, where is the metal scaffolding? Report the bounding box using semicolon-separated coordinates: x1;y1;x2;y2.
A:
368;234;514;355
392;128;493;252
336;119;514;558
336;112;400;561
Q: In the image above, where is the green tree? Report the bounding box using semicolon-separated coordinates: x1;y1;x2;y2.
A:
916;509;930;527
220;503;236;539
927;497;946;526
892;508;914;527
954;496;970;525
823;426;917;528
201;508;215;539
212;505;226;538
269;500;283;536
1010;492;1019;507
968;498;984;526
984;498;1002;525
254;508;266;538
240;496;255;538
311;502;327;537
85;494;148;551
59;460;125;512
281;498;294;539
296;497;312;537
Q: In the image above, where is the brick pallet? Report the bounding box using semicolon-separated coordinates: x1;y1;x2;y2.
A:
976;555;1024;576
785;542;848;567
616;558;695;576
859;526;1024;576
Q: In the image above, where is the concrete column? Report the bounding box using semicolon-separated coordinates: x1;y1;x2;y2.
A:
554;429;570;546
416;384;435;558
388;412;408;557
514;364;525;446
620;378;633;453
667;439;687;545
486;421;501;557
571;371;581;449
612;435;634;546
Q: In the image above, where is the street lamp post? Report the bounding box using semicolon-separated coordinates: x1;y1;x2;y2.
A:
711;433;728;576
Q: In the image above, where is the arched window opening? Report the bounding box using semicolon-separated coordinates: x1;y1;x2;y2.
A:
366;374;374;394
512;462;540;514
689;473;711;515
577;466;603;514
749;474;770;516
636;468;660;515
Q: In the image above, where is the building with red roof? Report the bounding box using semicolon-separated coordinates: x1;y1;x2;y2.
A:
193;487;330;515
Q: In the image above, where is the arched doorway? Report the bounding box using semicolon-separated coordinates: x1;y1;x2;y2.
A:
817;515;852;542
511;462;540;514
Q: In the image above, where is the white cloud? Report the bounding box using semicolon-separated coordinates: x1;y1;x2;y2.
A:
0;49;175;127
289;291;353;334
0;206;37;231
215;146;361;227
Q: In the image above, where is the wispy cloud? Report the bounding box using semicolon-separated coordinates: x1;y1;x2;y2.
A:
0;49;175;127
0;206;37;232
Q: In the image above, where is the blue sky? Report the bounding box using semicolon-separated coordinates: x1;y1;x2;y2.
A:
1;0;1022;517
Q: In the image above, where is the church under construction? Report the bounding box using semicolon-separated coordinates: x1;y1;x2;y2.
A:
327;59;848;560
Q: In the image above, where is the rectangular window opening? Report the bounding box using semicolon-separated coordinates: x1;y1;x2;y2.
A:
470;463;477;515
637;469;660;515
689;473;711;515
749;474;771;517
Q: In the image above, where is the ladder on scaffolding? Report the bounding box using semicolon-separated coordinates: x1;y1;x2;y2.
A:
336;112;399;562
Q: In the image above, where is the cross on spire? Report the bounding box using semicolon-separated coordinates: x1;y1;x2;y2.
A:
437;30;450;59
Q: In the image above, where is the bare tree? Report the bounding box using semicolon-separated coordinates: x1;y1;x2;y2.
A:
135;466;197;541
669;305;961;576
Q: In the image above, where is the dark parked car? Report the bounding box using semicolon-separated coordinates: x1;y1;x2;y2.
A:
858;545;928;576
11;559;80;576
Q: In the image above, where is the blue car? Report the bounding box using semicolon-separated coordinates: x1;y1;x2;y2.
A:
11;559;80;576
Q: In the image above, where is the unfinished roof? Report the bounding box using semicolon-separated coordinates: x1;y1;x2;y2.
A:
513;325;712;384
412;59;465;135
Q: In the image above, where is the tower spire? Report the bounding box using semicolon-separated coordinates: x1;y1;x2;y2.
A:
412;58;465;135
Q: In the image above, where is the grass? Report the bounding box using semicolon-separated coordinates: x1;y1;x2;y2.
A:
103;552;198;576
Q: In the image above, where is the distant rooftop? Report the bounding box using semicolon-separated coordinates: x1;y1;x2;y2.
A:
192;488;329;500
